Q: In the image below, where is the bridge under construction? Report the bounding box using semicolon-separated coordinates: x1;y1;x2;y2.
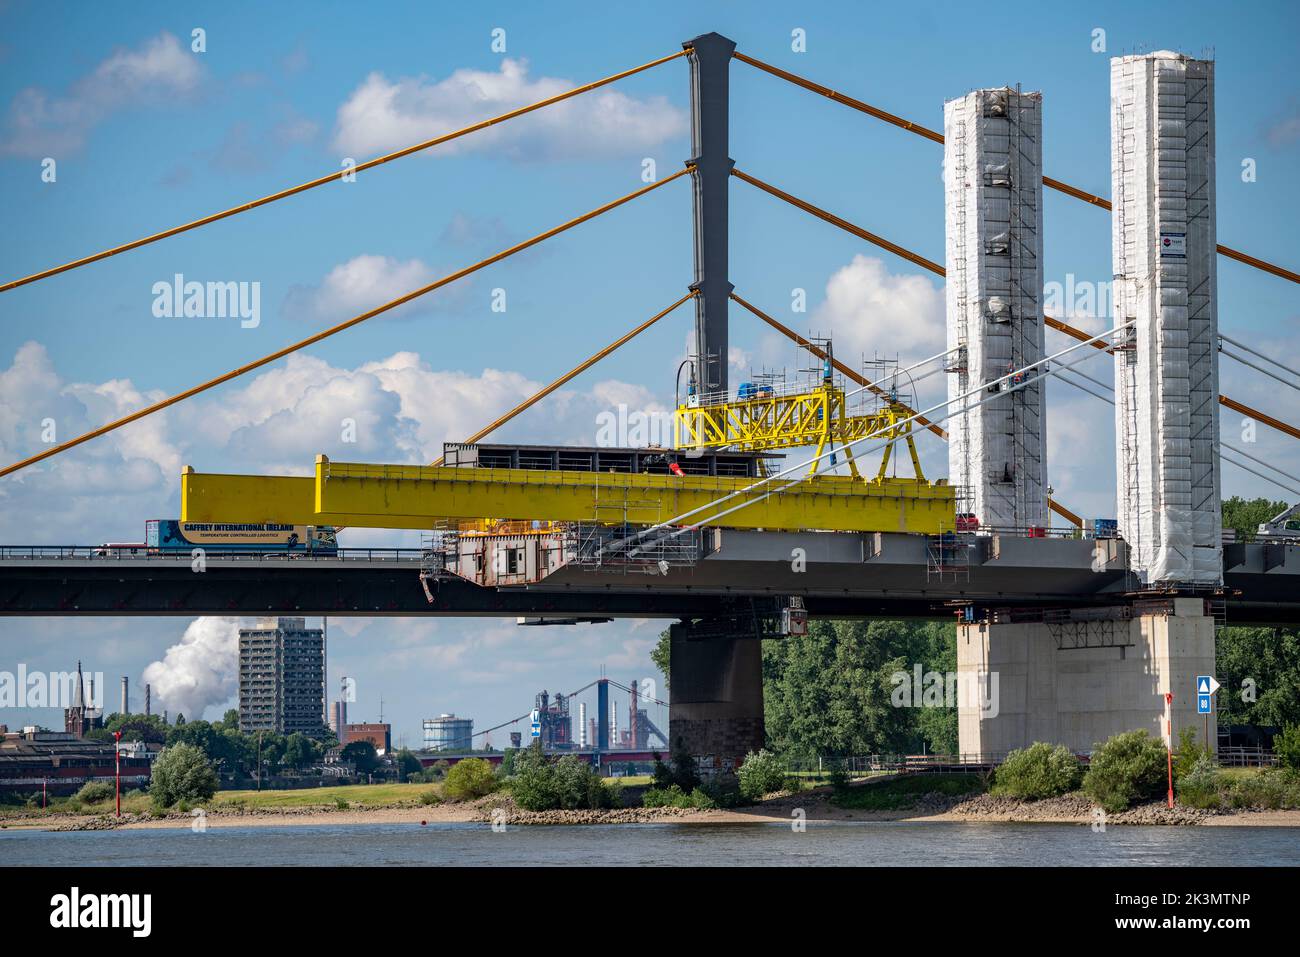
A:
3;34;1299;773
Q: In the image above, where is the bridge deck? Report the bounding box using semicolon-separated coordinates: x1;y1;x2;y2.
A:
0;535;1295;622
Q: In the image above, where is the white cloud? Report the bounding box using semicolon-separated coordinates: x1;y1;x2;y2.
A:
281;253;470;325
812;255;947;363
0;342;181;540
331;59;686;160
0;341;669;543
1;32;202;157
1044;387;1119;521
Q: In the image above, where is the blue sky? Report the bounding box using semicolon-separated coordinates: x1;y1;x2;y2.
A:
0;0;1297;742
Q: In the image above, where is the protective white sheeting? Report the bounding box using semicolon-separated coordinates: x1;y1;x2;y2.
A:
944;88;1047;529
1111;52;1222;585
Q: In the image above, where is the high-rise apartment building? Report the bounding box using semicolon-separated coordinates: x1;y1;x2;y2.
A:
238;617;325;734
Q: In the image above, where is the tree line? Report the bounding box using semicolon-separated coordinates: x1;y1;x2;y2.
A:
88;710;336;778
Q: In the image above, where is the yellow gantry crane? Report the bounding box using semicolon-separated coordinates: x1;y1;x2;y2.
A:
674;346;926;483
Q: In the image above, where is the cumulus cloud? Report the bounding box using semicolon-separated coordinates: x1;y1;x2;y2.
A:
1043;387;1119;520
141;617;241;720
0;342;182;539
0;340;667;543
812;255;947;363
1;32;203;157
331;58;686;160
281;253;471;324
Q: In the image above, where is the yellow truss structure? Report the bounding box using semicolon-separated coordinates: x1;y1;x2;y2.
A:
674;383;925;481
180;456;954;534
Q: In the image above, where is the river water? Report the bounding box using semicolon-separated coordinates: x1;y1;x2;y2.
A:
4;822;1299;866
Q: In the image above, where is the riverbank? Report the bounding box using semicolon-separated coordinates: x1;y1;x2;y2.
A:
7;784;1300;831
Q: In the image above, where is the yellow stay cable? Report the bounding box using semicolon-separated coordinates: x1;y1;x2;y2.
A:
733;51;1300;285
0;169;692;479
429;291;696;466
0;50;690;293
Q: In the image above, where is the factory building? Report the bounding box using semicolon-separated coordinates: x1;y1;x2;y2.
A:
341;723;391;755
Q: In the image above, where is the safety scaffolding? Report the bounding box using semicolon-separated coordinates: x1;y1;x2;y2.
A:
927;485;975;583
567;522;704;574
568;487;704;574
926;531;973;584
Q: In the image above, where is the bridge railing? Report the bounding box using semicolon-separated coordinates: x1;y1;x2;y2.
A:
783;753;1011;779
1216;746;1278;768
0;546;424;562
786;748;1277;778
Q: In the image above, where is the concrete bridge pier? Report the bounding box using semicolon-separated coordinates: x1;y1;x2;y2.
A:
957;598;1217;758
668;618;765;774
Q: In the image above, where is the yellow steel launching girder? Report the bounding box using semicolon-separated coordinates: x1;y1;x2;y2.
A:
674;383;925;481
180;456;954;534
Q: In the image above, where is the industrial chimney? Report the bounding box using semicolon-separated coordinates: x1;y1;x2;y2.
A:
120;676;129;715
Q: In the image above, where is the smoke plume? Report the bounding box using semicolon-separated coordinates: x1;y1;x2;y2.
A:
141;617;240;720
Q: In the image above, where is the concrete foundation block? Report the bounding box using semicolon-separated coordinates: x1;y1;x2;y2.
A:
959;608;1217;758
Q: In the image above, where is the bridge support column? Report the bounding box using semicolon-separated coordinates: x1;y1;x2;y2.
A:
668;619;764;774
958;599;1217;758
684;32;735;396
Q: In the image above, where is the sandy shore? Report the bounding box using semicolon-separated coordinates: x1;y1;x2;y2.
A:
7;789;1299;832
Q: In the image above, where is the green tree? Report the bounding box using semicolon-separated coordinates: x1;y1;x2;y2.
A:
993;743;1082;799
150;742;219;810
498;749;518;778
1174;726;1213;781
1083;730;1168;813
1215;625;1300;728
340;741;379;775
651;629;671;691
1221;496;1288;543
281;733;320;771
166;718;220;754
737;749;787;800
511;743;612;810
764;620;948;757
443;757;498;801
103;713;168;744
1275;723;1300;771
511;743;558;808
394;747;422;782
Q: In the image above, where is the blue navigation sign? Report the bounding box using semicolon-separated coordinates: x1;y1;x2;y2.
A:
1195;675;1219;715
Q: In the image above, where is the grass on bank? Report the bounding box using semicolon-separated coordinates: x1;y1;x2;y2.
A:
0;781;445;820
210;782;440;809
828;773;987;811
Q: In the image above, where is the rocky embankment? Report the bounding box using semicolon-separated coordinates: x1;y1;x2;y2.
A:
16;783;1288;831
942;792;1213;825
